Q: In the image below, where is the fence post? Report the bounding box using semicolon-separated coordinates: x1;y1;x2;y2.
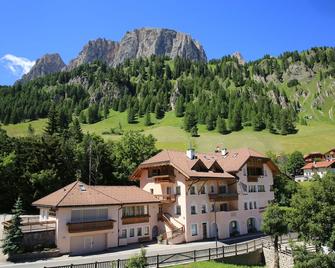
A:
70;264;73;268
208;248;211;260
117;259;120;268
254;239;256;250
247;242;249;253
193;250;196;262
235;243;237;255
222;246;225;258
156;254;159;268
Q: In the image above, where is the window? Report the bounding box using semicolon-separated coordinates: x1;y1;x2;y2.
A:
190;186;196;195
144;226;149;236
129;228;135;237
200;186;206;194
257;185;265;192
254;201;257;209
150;188;154;194
151;168;161;177
244;202;248;210
137;227;142;237
210;185;215;193
247;166;264;176
176;205;181;216
120;229;127;238
249;202;253;210
220;203;228;211
191;205;197;215
218;185;227;194
176;186;181;195
122;205;148;218
248;185;256;192
71;208;108;223
191;224;198;236
201;205;207;214
166;187;171;195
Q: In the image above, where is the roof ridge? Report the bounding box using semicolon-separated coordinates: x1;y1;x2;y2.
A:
55;181;80;207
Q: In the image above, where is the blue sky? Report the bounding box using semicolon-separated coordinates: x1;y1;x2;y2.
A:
0;0;334;85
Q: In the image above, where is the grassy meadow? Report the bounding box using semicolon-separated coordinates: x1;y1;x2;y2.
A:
2;110;334;155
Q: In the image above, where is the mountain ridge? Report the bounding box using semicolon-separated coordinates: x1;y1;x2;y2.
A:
19;27;207;82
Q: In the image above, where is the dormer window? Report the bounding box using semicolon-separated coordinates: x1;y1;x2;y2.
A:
190;186;196;195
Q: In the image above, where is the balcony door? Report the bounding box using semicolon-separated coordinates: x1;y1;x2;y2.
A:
166;186;171;195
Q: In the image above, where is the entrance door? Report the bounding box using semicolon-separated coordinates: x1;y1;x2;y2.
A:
202;223;208;239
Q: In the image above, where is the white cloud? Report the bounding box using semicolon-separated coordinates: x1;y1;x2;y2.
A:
0;54;35;77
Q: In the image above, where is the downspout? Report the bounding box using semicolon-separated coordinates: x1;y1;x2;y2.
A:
117;204;123;247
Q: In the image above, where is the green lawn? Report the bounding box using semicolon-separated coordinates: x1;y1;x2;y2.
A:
168;261;263;268
2;110;335;154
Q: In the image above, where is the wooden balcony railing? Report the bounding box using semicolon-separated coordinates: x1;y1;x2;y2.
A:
121;215;150;225
208;192;238;202
154;194;176;203
67;219;114;233
151;174;175;183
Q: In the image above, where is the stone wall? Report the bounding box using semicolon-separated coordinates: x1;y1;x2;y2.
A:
23;230;55;250
263;247;294;268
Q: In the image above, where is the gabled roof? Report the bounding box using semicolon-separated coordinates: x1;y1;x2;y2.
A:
302;159;335;170
131;148;277;180
303;152;324;159
32;181;159;208
325;148;335;155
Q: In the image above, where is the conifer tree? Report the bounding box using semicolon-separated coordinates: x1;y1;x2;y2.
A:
175;96;185;117
155;103;164;119
127;107;136;124
44;105;59;135
144;112;152;126
2;197;24;255
70;118;83;142
191;125;198;137
206;111;216;131
216;116;228;134
27;123;35;136
183;103;197;132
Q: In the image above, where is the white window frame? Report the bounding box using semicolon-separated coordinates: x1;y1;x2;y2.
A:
191;224;198;236
190;185;196;195
129;228;135;237
176;185;181;195
201;204;207;214
137;227;142;237
144;226;149;236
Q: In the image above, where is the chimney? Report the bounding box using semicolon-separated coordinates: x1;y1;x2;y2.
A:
186;143;195;159
221;148;228;156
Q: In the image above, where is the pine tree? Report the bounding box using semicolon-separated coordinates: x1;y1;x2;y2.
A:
175;96;185;117
44;105;59;135
79;110;86;123
2;197;24;255
206;111;216;131
127;107;136;124
155;103;164;119
27;123;35;136
103;105;109;119
229;107;242;131
216;116;228;134
183;103;197;132
144;112;152;126
70;118;83;142
191;125;198;137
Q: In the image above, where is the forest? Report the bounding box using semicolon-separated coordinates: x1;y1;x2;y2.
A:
1;47;334;137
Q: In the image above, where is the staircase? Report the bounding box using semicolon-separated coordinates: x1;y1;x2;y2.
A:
158;213;185;244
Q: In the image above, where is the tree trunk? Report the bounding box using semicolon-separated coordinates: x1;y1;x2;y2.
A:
273;235;280;268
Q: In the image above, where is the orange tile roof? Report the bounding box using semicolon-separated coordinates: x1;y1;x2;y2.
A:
302;160;335;170
32;181;159;208
132;148;277;179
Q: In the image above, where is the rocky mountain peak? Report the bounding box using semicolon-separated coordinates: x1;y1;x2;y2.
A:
19;53;65;83
66;38;119;70
232;51;245;65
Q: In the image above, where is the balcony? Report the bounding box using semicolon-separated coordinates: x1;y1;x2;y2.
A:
122;215;150;225
154;194;176;203
208;192;238;202
151;174;175;183
67;219;114;233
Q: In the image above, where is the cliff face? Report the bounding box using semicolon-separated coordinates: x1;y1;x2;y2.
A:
112;28;207;66
66;38;119;69
20;53;65;82
20;27;207;82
